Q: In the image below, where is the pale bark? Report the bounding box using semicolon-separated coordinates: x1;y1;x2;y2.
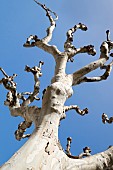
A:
76;60;113;85
1;1;113;170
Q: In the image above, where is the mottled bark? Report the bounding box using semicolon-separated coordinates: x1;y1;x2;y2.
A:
1;1;113;170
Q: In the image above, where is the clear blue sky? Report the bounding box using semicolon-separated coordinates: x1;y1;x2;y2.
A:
0;0;113;165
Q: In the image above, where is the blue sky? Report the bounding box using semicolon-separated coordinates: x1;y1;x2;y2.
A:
0;0;113;165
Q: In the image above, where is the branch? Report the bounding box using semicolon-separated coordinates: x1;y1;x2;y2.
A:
75;45;96;56
64;105;88;116
22;61;44;106
65;136;113;169
23;1;60;56
106;30;113;52
64;23;96;61
34;0;58;43
0;67;17;91
4;91;20;108
0;68;19;107
34;0;58;21
78;147;91;159
9;106;41;141
72;45;109;86
76;60;113;85
102;113;113;124
70;30;113;85
15;120;32;141
66;146;113;170
65;137;91;159
4;91;41;140
65;137;72;155
64;23;88;50
2;61;43;108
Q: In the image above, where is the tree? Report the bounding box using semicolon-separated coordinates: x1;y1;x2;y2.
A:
1;1;113;169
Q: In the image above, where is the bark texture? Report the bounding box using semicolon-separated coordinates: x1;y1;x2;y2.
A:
1;1;113;170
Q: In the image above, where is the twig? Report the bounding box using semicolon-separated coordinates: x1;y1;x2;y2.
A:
65;137;72;155
102;113;113;124
64;105;88;116
65;137;91;159
34;0;58;20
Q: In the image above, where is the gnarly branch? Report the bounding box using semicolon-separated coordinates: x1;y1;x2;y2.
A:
21;61;44;106
2;61;43;108
4;61;43;136
64;23;96;61
17;92;39;102
71;30;113;86
0;68;18;107
1;61;43;132
64;23;88;50
15;121;32;141
0;64;44;140
60;105;88;120
65;137;91;159
0;68;17;91
66;146;113;170
76;60;113;85
34;0;58;43
102;113;113;124
4;91;20;108
74;45;96;56
23;1;59;56
64;105;88;116
9;106;41;141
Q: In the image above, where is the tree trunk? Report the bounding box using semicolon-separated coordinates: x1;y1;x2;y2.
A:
1;1;113;169
1;82;71;170
1;82;113;170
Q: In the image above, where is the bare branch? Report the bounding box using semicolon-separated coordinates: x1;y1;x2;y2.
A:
66;137;91;159
102;113;113;124
34;0;58;21
72;58;108;86
106;30;113;52
68;30;113;86
75;45;96;56
67;45;96;62
78;147;91;158
106;30;110;41
34;0;58;43
1;62;43;108
64;23;96;61
76;60;113;85
23;1;58;54
64;105;88;116
71;39;112;86
0;68;19;107
65;137;72;155
0;67;17;91
23;38;61;57
15;121;32;141
64;23;88;50
23;35;39;48
4;91;20;108
22;61;44;106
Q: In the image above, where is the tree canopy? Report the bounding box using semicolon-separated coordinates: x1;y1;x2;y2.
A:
0;0;113;168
